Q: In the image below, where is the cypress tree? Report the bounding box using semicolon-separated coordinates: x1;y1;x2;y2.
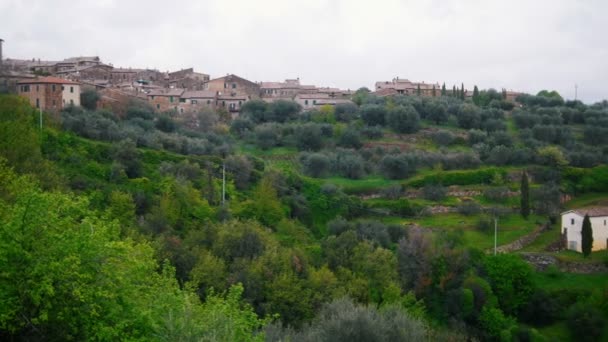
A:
432;85;436;97
460;83;465;100
441;83;446;96
520;171;530;219
452;85;456;97
417;84;421;96
473;85;480;105
581;214;593;257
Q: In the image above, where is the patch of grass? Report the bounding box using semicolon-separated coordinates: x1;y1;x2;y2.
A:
552;249;608;264
324;176;401;194
519;227;561;252
381;212;542;250
564;192;608;209
533;270;608;291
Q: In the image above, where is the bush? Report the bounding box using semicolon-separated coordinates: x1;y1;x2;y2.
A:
431;130;455;146
566;303;606;342
338;128;363;149
457;201;482;216
422;184;447;201
483;186;510;203
301;153;331;178
334;102;359;122
408;168;507;187
386;105;420;134
360;104;387;126
380;154;413;180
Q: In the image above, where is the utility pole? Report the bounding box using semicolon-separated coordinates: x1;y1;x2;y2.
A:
494;217;498;256
222;160;226;205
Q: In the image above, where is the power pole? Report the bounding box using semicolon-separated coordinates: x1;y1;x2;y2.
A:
494;217;498;255
222;160;226;205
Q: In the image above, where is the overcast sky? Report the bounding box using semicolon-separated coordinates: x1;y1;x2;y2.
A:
1;0;606;102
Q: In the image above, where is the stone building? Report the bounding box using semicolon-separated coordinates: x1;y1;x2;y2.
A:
375;77;441;97
260;78;317;101
147;88;185;112
179;90;217;113
17;76;80;112
205;74;260;99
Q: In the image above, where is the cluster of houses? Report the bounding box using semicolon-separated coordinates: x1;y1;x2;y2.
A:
1;49;364;115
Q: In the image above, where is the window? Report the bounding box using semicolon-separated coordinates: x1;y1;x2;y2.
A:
170;96;174;103
180;108;184;113
156;104;160;109
52;85;56;92
62;86;65;91
52;100;56;106
70;99;74;105
36;98;40;108
605;220;606;226
36;85;39;91
222;101;226;107
180;98;186;103
571;218;575;225
305;100;308;105
70;86;74;93
191;100;197;104
151;96;155;100
232;83;236;89
238;101;242;106
207;100;211;105
313;100;317;105
224;82;227;88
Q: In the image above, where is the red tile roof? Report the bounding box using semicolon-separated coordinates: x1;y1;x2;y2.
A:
18;76;79;85
564;207;608;217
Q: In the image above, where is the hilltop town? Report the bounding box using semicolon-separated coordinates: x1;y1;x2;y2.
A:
0;39;522;116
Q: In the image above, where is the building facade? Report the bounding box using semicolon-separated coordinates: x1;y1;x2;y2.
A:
561;207;608;252
17;76;80;112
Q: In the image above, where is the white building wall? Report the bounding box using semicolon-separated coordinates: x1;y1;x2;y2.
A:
561;212;608;252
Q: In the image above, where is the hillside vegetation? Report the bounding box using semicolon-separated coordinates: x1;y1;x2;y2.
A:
1;88;607;341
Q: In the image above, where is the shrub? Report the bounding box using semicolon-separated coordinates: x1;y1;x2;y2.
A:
422;184;447;201
457;201;482;216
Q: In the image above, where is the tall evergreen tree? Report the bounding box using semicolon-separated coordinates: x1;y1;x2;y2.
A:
416;84;421;96
460;83;465;100
452;85;457;97
432;85;436;97
502;88;507;100
473;85;480;105
441;83;446;96
581;214;593;258
520;171;530;218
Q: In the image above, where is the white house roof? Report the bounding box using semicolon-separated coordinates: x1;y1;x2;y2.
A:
562;207;608;218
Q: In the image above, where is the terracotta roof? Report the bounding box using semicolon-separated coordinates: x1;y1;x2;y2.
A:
295;93;331;100
564;207;608;217
315;99;355;105
182;90;216;99
18;76;79;85
147;89;185;97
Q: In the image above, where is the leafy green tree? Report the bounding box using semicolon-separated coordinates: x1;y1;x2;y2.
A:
80;88;100;110
426;100;448;124
566;302;605;342
520;171;530;218
581;214;593;257
0;95;44;173
386;105;420;134
456;103;481;129
441;83;447;96
237;177;285;228
360;104;387;126
482;254;535;315
295;123;324;151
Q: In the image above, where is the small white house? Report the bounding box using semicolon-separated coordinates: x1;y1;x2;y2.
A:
561;207;608;252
